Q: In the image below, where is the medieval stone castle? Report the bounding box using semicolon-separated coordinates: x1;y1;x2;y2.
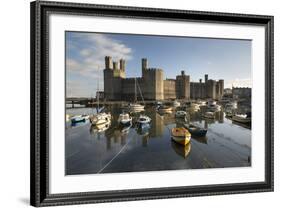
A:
103;56;224;101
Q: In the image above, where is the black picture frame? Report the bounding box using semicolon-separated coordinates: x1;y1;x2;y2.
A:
30;0;274;207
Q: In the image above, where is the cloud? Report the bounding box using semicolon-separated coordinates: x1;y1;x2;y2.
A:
225;78;252;88
66;33;132;78
66;33;132;97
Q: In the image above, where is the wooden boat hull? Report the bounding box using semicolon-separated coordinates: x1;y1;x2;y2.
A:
171;127;191;146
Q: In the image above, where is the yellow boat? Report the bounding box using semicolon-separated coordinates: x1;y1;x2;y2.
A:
171;127;191;145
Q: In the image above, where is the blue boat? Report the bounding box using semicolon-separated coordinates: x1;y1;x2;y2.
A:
185;123;207;137
71;115;89;124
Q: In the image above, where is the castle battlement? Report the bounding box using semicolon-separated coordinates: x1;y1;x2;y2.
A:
123;77;142;81
103;56;224;101
146;68;163;72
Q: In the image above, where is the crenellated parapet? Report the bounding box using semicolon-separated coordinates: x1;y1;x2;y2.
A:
103;56;224;101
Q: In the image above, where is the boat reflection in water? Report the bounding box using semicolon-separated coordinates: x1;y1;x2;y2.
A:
192;135;208;144
171;141;191;158
66;105;251;175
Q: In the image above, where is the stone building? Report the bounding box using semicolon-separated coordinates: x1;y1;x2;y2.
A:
190;75;224;100
103;56;223;101
232;87;251;99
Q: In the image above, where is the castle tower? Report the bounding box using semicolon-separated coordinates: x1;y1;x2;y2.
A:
105;56;113;69
219;79;224;96
119;59;125;71
176;70;190;100
142;58;148;77
205;74;208;83
113;61;118;70
104;57;125;100
206;80;216;99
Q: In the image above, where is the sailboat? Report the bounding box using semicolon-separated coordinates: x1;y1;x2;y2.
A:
90;76;111;126
128;78;145;112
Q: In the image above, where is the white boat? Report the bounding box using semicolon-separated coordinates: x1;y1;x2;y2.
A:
207;100;221;111
128;78;145;112
90;79;111;126
136;115;151;124
175;110;187;118
118;112;132;125
204;111;215;119
173;100;181;107
90;112;111;125
232;114;251;123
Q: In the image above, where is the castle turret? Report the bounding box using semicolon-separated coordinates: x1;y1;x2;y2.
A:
104;57;125;101
119;59;125;71
218;79;224;99
105;56;113;69
176;70;190;99
205;74;208;83
142;58;148;77
113;61;118;70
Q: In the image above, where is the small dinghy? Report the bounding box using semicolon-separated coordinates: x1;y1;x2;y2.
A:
118;112;132;126
171;127;191;146
175;110;187;118
185;123;207;137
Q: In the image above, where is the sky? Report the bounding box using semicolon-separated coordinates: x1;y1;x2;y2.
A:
66;31;252;97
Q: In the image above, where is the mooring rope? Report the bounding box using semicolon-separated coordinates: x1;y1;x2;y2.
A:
97;130;134;174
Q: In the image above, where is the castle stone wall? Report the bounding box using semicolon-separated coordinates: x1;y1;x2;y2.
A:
103;56;224;101
164;79;176;99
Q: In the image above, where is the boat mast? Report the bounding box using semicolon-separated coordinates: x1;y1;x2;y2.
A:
136;80;145;105
97;66;100;113
134;77;137;103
